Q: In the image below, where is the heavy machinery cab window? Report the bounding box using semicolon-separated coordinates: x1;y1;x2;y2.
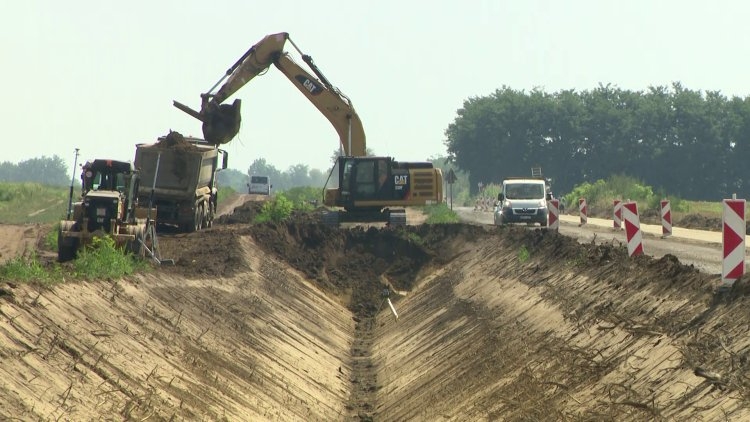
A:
85;170;126;192
355;161;376;196
340;157;393;200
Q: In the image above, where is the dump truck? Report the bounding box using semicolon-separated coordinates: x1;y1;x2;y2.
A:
134;131;228;232
58;159;155;262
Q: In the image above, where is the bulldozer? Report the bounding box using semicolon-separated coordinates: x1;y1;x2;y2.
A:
57;159;157;262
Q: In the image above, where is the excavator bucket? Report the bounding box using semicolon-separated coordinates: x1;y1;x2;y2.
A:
202;99;242;145
173;98;242;145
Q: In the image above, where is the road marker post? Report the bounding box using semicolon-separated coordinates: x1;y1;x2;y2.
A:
623;202;644;257
579;198;587;226
660;200;672;238
613;199;623;230
722;197;746;286
548;199;559;231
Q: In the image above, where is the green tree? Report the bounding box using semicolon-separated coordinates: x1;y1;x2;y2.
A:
445;84;748;201
0;155;69;185
217;168;248;192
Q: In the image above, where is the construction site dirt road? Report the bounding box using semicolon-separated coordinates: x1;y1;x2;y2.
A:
1;199;750;421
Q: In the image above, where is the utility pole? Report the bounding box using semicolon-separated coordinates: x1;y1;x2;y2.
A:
66;148;80;219
445;169;457;210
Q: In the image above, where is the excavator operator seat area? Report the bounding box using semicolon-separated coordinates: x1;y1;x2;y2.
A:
339;157;394;200
354;161;376;196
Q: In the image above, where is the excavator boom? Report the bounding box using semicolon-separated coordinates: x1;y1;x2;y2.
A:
273;54;365;156
211;32;289;106
174;32;365;156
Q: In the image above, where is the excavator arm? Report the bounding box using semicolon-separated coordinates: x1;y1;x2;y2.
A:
174;32;366;156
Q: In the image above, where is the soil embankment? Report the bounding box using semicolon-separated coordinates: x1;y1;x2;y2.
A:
1;201;750;420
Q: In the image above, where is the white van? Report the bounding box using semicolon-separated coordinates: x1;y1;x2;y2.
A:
247;175;272;195
494;178;550;226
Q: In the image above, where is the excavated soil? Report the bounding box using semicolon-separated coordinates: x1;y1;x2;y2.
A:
1;199;750;420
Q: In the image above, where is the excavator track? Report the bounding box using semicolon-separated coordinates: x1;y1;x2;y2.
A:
387;209;406;226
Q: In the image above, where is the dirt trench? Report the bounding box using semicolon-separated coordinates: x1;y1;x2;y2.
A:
1;201;750;420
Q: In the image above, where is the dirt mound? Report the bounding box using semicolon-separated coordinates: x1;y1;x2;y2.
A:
678;213;723;232
157;228;248;277
215;199;265;225
153;130;201;151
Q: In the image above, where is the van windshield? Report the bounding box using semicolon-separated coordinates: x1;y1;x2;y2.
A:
505;183;545;200
250;176;269;184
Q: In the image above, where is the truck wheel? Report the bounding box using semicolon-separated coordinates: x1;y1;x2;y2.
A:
57;228;78;262
194;204;204;232
205;203;214;228
126;227;144;257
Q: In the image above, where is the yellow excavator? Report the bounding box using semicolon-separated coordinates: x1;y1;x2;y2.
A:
173;32;442;225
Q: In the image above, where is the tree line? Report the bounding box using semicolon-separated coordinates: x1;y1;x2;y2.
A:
0;156;70;186
444;83;750;201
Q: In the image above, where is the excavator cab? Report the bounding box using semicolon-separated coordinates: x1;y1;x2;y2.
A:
338;156;405;203
323;156;409;225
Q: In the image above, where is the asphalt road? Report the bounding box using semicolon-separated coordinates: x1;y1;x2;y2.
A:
453;207;750;276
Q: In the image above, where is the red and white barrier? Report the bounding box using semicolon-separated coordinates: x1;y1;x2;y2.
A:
623;202;644;256
722;198;746;284
613;200;623;230
660;200;672;237
579;198;587;226
548;199;559;230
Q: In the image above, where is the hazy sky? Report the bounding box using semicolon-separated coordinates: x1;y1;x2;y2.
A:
3;1;749;175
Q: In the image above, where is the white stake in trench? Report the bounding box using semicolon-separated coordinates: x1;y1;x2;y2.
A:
387;298;399;320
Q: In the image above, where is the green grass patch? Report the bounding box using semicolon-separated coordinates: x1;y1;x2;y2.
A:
404;231;424;246
73;236;148;279
0;253;63;285
43;223;59;251
0;182;70;224
518;245;530;263
682;201;725;217
0;235;149;284
216;185;236;206
423;203;460;224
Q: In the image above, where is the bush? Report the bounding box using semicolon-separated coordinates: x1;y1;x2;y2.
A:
281;186;323;211
561;175;689;216
74;236;145;279
255;195;295;223
424;203;460;224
